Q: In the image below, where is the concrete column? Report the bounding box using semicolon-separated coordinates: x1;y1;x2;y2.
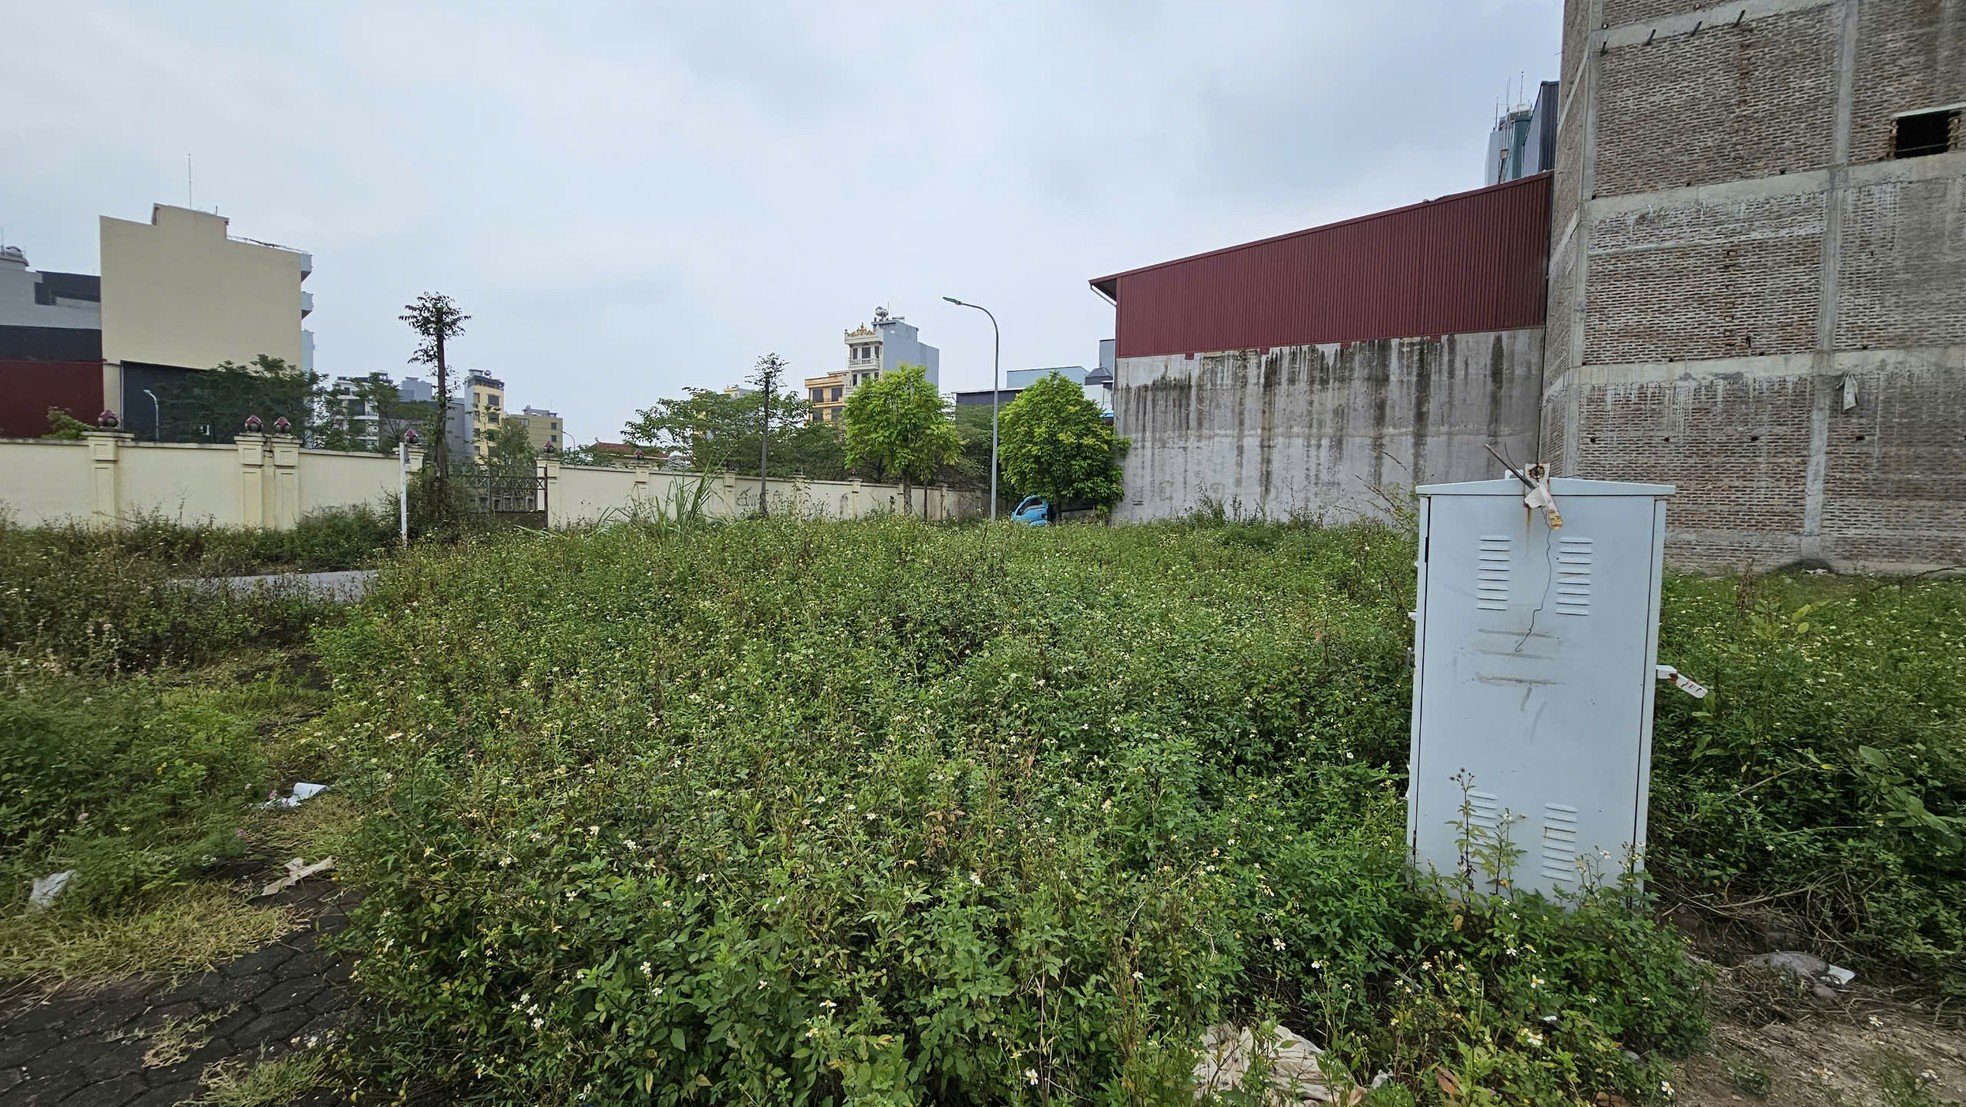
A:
101;362;124;421
538;456;562;527
82;429;132;528
850;478;863;518
721;471;739;516
236;433;270;528
270;434;302;530
632;462;650;506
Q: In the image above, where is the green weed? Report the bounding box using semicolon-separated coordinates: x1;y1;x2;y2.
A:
318;518;1718;1105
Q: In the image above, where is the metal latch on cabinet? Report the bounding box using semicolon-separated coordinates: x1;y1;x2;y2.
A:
1655;664;1709;698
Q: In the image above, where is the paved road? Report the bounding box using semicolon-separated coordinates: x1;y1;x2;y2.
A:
186;570;377;603
0;876;351;1106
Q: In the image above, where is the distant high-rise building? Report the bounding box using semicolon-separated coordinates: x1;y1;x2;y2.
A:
1485;80;1559;185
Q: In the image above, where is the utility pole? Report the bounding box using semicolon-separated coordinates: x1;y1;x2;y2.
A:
942;297;1001;520
753;352;786;518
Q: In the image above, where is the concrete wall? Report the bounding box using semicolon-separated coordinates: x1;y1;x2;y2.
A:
100;205;306;373
1546;0;1966;573
545;462;977;526
0;435;974;532
0;432;407;529
0;439;94;524
1112;328;1544;523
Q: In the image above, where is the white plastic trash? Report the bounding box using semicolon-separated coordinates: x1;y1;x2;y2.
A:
29;870;75;910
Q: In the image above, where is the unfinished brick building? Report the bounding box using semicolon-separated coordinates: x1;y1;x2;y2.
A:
1543;0;1966;571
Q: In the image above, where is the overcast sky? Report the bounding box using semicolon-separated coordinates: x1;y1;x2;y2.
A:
4;1;1559;444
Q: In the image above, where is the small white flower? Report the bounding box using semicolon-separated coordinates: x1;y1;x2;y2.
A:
1271;937;1287;952
695;873;709;883
640;961;653;976
1024;1068;1039;1086
1130;971;1144;981
820;999;836;1010
969;871;983;886
531;1017;544;1030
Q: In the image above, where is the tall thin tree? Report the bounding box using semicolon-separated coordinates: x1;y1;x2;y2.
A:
751;352;787;517
399;293;471;497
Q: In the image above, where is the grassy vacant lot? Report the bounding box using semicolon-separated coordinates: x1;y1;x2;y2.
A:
3;515;1959;1106
312;518;1961;1105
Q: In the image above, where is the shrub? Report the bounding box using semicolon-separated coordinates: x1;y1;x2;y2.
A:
1647;572;1966;990
0;519;334;673
321;519;1707;1104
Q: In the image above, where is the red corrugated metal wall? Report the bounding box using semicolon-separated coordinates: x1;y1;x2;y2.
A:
1098;174;1551;358
0;360;103;438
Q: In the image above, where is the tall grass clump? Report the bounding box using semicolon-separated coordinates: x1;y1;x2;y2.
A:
321;519;1711;1105
1648;572;1966;989
0;518;333;673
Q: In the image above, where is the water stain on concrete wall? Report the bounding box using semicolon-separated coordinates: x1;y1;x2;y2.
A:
1113;328;1544;523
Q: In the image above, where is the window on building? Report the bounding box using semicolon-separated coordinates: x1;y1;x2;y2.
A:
831;386;842;402
1893;109;1958;158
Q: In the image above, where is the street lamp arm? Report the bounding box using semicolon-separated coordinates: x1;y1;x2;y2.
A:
942;296;1002;521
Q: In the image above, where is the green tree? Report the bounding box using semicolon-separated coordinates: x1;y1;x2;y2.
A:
148;355;312;443
482;418;537;479
998;372;1127;514
624;388;842;479
311;372;401;452
842;364;962;513
399;293;470;482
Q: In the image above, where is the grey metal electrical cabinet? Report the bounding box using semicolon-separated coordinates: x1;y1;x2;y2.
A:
1407;477;1674;898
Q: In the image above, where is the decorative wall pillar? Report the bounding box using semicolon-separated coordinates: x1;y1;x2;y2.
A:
82;429;132;528
850;478;864;518
236;433;270;528
270;433;302;529
538;456;562;527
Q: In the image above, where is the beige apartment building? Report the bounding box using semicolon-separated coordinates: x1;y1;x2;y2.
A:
509;406;564;452
99;205;312;435
804;371;845;423
458;372;506;461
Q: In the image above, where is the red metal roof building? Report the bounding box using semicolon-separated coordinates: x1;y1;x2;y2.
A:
1090;173;1552;358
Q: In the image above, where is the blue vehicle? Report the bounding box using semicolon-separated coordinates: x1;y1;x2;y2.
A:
1010;496;1053;526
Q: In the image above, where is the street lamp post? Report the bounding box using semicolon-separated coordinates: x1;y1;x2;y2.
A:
141;389;161;441
941;296;1000;521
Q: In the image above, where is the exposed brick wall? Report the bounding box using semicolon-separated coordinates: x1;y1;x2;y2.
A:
1836;174;1966;350
1849;0;1966;163
1584;193;1824;362
1546;239;1578;377
1548;0;1966;572
1602;0;1717;28
1595;9;1839;197
1572;375;1815;534
1818;361;1966;568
